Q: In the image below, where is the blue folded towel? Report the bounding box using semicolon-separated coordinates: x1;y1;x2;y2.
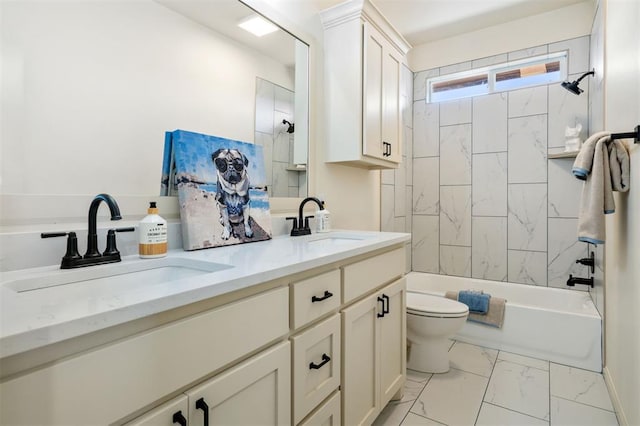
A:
458;290;491;314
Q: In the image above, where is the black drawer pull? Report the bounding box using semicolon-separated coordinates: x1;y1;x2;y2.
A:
309;353;331;370
311;290;333;303
195;397;209;426
382;294;390;314
172;410;187;426
377;296;385;318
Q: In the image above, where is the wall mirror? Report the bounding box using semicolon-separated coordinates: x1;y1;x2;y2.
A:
157;0;309;198
0;0;308;204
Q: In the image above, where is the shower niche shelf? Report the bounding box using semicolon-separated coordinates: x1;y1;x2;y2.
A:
548;151;579;159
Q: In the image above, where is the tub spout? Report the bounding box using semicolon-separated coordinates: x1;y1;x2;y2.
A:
566;274;594;288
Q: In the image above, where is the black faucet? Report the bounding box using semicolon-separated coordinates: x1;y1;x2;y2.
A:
41;194;133;269
287;197;324;236
566;275;594;288
84;194;122;258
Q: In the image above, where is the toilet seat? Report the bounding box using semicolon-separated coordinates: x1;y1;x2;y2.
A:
407;292;469;318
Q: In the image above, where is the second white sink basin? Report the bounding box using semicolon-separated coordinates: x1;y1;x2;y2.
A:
5;257;232;294
305;232;372;247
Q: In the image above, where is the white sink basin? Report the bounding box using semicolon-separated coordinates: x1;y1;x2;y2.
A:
305;232;372;247
5;257;232;294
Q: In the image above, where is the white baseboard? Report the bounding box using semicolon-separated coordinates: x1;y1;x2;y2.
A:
603;366;628;426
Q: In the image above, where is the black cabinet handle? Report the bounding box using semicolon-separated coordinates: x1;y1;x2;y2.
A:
382;294;390;315
311;290;333;303
377;296;385;318
382;141;392;156
309;353;331;370
195;397;209;426
172;410;187;426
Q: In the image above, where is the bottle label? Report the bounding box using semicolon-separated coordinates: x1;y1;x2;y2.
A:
139;222;167;244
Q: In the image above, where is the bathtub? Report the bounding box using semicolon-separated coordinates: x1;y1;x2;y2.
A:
406;272;602;372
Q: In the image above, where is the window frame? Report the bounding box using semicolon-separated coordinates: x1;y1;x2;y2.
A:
426;51;568;103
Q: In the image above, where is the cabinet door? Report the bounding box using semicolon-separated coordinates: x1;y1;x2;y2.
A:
187;342;290;426
341;294;379;426
382;46;402;163
125;395;189;426
362;21;384;160
379;278;406;404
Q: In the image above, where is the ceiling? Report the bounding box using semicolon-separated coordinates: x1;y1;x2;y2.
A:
155;0;591;68
315;0;589;46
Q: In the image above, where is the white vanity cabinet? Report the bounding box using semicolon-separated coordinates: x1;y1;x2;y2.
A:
0;287;290;425
341;248;407;425
321;0;410;169
0;236;408;426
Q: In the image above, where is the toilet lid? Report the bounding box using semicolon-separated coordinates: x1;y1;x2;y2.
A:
407;292;469;317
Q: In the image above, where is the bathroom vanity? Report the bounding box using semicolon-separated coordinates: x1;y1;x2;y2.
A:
0;231;409;425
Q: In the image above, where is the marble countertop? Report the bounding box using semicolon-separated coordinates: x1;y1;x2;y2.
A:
0;230;409;358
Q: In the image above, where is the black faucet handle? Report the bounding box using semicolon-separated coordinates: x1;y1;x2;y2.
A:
115;227;135;233
103;230;119;256
286;216;299;229
42;231;82;268
103;227;134;256
304;215;314;229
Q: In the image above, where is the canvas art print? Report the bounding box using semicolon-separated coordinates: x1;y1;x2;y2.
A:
163;129;272;250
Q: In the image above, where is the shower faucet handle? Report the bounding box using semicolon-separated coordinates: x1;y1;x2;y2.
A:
575;251;595;274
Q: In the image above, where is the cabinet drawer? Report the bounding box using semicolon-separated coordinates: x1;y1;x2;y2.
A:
0;287;289;425
342;247;404;303
298;391;341;426
291;269;340;329
291;315;341;424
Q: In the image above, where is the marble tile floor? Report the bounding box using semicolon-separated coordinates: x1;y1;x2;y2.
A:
374;341;618;426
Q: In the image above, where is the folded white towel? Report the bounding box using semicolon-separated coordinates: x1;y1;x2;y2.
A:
573;132;631;244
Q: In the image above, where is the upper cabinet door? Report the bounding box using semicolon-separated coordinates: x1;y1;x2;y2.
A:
363;22;402;163
363;22;384;160
382;45;402;163
321;0;410;170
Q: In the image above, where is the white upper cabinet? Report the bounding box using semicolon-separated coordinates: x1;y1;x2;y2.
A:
321;0;410;169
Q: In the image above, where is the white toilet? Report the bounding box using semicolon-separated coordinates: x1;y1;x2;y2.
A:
406;292;469;373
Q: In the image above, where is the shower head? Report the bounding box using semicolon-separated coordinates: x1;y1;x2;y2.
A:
561;70;595;95
561;80;583;95
282;119;294;133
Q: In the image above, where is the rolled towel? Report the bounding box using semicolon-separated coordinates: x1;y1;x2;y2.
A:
457;290;490;314
446;291;506;328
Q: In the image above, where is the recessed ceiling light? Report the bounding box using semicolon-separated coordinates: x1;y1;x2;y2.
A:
238;15;278;37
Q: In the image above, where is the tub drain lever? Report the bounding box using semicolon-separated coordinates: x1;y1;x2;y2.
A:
567;274;594;288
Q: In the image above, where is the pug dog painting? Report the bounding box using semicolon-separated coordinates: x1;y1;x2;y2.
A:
212;148;253;240
166;130;272;250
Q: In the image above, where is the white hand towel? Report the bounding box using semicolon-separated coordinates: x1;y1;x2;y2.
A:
574;134;631;244
608;140;630;193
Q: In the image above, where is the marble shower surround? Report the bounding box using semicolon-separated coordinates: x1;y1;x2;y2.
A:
410;36;597;288
254;78;306;198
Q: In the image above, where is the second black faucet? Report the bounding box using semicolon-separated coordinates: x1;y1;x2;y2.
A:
287;197;325;236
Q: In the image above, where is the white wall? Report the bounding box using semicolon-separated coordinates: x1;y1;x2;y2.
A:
0;0;292;196
244;0;383;231
408;1;596;71
601;1;640;424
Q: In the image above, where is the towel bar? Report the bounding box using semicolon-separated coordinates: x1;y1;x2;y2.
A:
610;125;640;143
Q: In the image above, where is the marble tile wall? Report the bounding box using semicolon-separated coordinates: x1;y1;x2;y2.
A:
408;36;600;290
255;78;306;198
381;64;414;273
